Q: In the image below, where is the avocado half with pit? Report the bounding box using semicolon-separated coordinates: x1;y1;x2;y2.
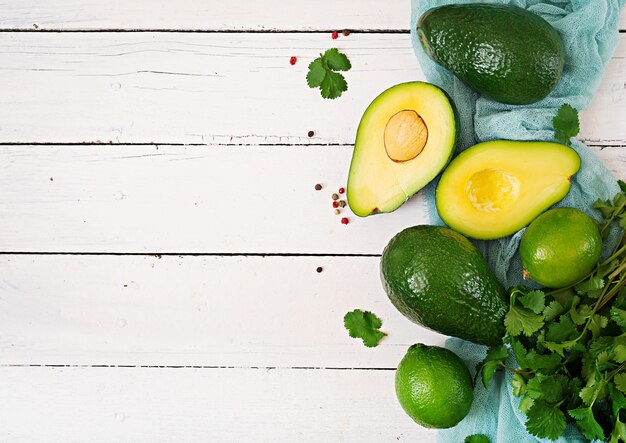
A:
436;140;580;240
347;82;458;217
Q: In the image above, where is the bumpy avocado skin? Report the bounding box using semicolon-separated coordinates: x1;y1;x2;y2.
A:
417;4;565;105
381;226;508;346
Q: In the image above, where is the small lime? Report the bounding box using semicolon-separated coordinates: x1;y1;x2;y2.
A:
395;343;473;428
520;207;602;288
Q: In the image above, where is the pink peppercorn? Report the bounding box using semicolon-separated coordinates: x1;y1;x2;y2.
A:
341;217;349;225
289;56;297;65
331;32;339;40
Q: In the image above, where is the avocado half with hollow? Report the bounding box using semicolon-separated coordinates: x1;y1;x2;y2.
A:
347;82;458;217
436;140;580;240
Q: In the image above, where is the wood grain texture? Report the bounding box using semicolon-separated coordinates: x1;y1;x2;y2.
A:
0;366;436;442
0;33;624;145
0;254;447;367
0;145;623;254
0;0;409;31
1;0;624;31
0;145;428;254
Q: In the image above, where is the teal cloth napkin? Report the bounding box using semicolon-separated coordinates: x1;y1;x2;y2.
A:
408;0;626;442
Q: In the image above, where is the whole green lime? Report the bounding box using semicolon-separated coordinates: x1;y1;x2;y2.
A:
395;343;473;428
520;208;602;288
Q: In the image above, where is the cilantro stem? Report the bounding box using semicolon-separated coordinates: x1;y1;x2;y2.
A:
609;262;626;281
601;199;626;236
597;276;626;311
501;363;533;375
609;362;626;379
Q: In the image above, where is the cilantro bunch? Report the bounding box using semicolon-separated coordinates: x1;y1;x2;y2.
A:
478;181;626;441
307;48;351;99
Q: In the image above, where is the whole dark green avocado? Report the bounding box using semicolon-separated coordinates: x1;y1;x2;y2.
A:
417;4;565;105
381;226;507;346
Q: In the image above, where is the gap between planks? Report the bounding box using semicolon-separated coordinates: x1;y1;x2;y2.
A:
1;364;396;370
0;142;621;147
0;251;382;257
0;28;622;34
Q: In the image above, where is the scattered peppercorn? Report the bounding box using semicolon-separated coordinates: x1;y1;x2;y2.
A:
342;29;350;36
331;31;339;40
334;209;341;215
315;183;322;191
339;200;346;208
341;217;349;225
332;201;339;208
308;130;315;137
331;193;339;200
316;267;323;273
289;56;297;65
338;187;345;194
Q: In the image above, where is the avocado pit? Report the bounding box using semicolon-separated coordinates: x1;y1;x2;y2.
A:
466;168;520;213
384;110;428;162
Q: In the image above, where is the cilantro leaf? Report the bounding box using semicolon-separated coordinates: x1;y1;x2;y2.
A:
593;183;626;234
320;70;347;100
544;300;565;322
519;395;535;414
570;302;593;326
525;400;568;440
343;309;386;347
615;373;626;395
611;307;626;329
589;336;615;357
306;48;350;99
323;48;351;71
480;361;499;389
510;338;561;372
580;378;607;406
520;290;546;314
595;198;616;219
476;345;509;388
610;418;626;443
546;315;577;342
464;435;490;443
306;58;326;88
588;314;609;339
575;276;605;298
527;374;569;403
543;339;584;357
528;351;564;373
610;383;626;416
512;373;527;397
568;407;605;441
614;345;626;363
553;104;580;146
505;304;544;337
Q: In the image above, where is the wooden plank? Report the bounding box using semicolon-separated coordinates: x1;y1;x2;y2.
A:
0;366;436;442
0;145;623;254
1;0;624;31
0;145;427;254
0;254;447;367
0;33;624;145
0;0;409;31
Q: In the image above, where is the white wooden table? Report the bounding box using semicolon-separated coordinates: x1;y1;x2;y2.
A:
0;3;624;441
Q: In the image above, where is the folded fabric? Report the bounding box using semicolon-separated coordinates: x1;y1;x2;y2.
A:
408;0;626;441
